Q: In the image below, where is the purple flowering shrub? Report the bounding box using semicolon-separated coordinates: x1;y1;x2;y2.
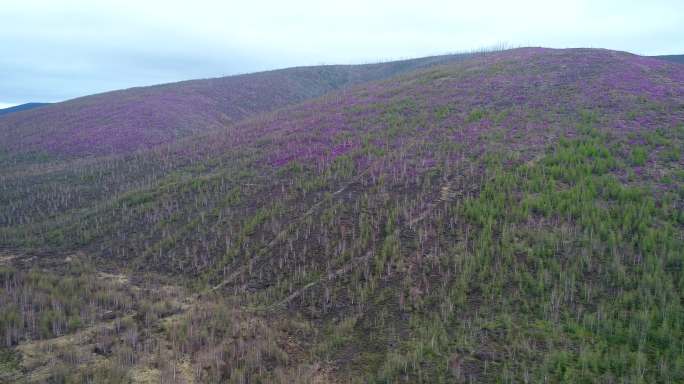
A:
0;53;474;157
1;48;683;382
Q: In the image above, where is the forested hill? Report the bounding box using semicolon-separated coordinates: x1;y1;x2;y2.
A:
0;53;471;157
1;47;683;383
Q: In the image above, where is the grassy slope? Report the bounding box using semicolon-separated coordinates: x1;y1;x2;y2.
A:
1;48;683;382
0;53;471;157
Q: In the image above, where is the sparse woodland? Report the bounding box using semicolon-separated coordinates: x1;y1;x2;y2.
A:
1;48;683;383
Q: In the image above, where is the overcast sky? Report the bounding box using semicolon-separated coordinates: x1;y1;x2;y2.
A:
1;0;683;108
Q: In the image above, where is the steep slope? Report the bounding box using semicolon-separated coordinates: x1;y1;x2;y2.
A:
0;53;471;157
1;48;683;382
0;103;50;117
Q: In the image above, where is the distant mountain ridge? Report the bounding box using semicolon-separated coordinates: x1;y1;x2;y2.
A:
0;102;50;116
652;54;684;64
0;53;473;157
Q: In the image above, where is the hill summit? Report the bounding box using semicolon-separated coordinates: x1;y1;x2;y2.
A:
0;53;471;157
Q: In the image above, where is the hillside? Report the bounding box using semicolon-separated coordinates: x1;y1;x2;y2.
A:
0;53;471;158
654;54;684;64
0;103;50;117
1;48;683;383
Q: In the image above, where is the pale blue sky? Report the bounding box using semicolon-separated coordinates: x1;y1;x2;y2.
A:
1;0;683;107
